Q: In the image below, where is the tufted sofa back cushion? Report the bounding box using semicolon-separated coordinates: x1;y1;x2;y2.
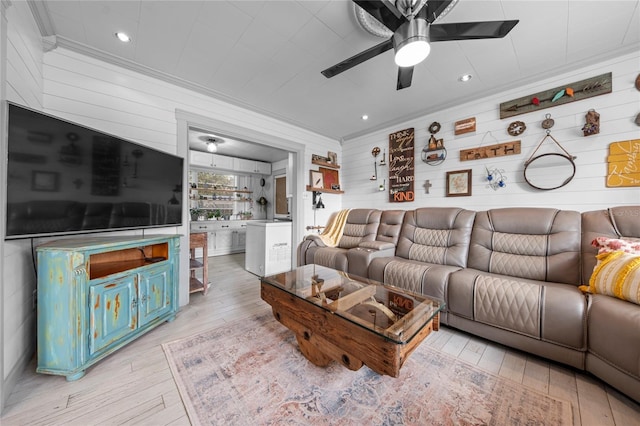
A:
396;208;475;267
337;209;382;249
376;210;406;244
468;208;581;285
581;206;640;284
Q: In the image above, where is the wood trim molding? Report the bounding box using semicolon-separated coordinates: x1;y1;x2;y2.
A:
51;35;328;139
27;0;55;36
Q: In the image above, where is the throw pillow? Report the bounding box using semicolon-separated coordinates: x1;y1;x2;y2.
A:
591;236;640;254
585;250;640;305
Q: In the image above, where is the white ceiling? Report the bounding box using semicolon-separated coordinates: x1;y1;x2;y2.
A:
32;0;640;149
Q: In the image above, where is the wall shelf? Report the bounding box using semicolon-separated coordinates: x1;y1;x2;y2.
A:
311;159;340;169
306;185;344;194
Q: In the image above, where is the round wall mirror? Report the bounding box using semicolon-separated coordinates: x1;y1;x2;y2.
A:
524;153;576;190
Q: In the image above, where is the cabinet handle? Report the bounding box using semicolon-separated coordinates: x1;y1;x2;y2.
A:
131;298;138;309
222;225;229;228
140;294;147;306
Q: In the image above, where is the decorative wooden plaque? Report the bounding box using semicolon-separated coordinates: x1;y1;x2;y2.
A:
459;140;521;162
388;128;415;203
454;117;476;135
500;73;612;119
606;139;640;187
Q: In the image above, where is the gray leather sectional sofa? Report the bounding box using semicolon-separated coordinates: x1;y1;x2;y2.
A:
297;206;640;403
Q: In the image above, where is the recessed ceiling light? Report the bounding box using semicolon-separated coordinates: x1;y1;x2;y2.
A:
115;32;131;43
459;74;472;82
362;115;369;120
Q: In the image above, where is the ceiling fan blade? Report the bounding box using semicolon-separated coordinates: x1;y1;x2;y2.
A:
321;38;393;79
397;66;414;90
353;0;406;32
429;20;519;41
423;0;455;23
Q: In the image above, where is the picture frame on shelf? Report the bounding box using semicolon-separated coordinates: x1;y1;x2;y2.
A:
319;167;339;190
310;170;324;189
446;169;472;197
327;151;338;165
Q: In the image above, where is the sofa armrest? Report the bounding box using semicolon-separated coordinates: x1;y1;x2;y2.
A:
305;234;327;247
347;246;396;278
358;240;395;251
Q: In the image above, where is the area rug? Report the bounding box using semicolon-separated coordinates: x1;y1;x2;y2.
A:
162;310;572;425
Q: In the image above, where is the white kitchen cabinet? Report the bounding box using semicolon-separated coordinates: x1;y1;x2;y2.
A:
190;151;212;167
234;158;272;175
211;154;234;170
254;161;272;175
190;221;247;257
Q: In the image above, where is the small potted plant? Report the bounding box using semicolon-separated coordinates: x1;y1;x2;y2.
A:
213;209;222;220
206;210;215;221
190;208;201;221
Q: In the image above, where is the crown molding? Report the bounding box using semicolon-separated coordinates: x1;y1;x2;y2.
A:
341;45;640;142
27;0;54;36
53;36;337;141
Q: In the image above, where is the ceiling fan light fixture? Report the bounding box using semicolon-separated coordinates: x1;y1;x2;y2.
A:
206;142;217;152
393;19;430;67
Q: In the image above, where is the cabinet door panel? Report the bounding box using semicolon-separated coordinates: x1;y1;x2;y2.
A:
255;161;272;175
89;276;137;355
138;265;172;326
211;154;234;170
216;229;234;251
190;151;212;167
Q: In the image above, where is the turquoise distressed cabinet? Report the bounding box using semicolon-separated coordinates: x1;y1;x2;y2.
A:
36;234;180;381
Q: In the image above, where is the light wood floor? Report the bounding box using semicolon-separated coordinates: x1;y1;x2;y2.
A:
2;253;639;425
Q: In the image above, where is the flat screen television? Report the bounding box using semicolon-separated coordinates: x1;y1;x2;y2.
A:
4;102;184;240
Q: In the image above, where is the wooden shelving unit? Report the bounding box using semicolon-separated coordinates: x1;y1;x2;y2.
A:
189;232;208;295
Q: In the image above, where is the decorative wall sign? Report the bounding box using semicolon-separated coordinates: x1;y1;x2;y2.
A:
606;139;640;187
446;169;472;197
500;72;612;119
454;117;476;135
459;140;521;162
582;109;600;136
388;128;415;202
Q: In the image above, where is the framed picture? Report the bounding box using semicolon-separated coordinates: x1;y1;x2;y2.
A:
446;169;472;197
327;151;338;165
32;171;60;192
319;167;339;190
310;170;324;189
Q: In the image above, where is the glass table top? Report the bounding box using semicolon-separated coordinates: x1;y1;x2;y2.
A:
261;264;445;344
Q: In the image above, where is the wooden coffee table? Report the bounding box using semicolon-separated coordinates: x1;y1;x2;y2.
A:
260;264;444;377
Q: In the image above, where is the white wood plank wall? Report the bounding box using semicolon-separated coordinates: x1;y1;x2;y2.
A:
2;0;45;412
341;52;640;212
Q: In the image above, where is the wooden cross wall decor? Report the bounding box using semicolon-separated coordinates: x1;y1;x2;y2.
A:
423;180;432;194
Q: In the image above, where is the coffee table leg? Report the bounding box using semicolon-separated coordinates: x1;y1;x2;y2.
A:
272;307;364;372
295;333;333;367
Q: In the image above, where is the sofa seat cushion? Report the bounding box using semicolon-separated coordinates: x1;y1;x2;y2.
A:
313;247;349;272
449;268;586;350
587;294;640;381
368;257;460;302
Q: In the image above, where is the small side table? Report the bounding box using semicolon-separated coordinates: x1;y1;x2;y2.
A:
189;232;208;295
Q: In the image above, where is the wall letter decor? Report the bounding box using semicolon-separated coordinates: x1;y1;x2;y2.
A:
388;128;415;203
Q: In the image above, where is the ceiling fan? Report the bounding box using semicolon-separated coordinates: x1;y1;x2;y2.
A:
321;0;519;90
